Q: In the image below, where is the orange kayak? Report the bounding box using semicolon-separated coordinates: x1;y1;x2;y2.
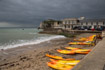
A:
57;49;90;55
76;51;89;54
57;50;75;55
46;54;63;60
65;47;91;52
73;35;96;42
65;47;80;50
74;49;91;52
47;62;74;70
68;41;94;45
46;54;75;60
50;59;80;65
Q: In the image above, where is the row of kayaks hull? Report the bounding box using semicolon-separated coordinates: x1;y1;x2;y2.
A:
46;35;96;70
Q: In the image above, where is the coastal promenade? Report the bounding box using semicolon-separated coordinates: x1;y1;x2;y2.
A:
72;36;105;70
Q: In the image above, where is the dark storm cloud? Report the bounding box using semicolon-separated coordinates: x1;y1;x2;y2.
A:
0;0;105;27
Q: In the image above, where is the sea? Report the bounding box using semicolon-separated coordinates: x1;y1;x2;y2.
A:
0;27;65;50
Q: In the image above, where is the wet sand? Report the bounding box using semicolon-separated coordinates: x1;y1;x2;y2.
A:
0;33;101;70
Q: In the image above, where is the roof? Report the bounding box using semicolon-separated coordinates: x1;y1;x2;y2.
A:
79;19;105;23
62;18;78;21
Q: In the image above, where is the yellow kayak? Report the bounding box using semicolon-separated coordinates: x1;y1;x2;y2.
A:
57;49;90;54
50;59;80;65
73;35;96;42
68;42;79;45
68;41;94;45
76;51;89;54
74;49;91;52
57;50;75;54
47;62;74;70
65;47;80;50
65;47;91;52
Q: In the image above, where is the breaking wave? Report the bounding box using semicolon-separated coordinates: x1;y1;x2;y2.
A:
0;35;65;50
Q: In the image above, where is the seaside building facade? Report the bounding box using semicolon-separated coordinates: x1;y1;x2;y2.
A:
39;19;62;29
78;19;105;30
39;17;105;31
62;18;79;30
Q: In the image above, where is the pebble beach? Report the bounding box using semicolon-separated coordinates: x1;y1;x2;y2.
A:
0;33;101;70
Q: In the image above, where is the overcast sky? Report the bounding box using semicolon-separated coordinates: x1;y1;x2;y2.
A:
0;0;105;27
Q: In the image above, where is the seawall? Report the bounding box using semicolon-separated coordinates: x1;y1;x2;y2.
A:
72;31;105;70
39;29;102;35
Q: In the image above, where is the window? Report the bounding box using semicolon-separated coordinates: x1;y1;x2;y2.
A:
96;22;98;25
93;22;96;25
68;25;70;28
67;21;69;24
72;21;74;24
68;21;70;24
87;22;91;25
64;25;66;28
98;22;103;25
70;21;72;24
103;22;105;25
86;23;88;25
65;21;67;24
83;23;86;25
81;23;83;25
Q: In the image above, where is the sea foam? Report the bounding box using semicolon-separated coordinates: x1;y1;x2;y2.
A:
0;35;65;50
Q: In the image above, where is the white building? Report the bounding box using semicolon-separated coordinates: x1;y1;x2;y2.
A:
61;17;105;30
39;17;105;30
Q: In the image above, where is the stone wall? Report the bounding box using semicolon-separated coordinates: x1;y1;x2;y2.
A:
39;28;102;35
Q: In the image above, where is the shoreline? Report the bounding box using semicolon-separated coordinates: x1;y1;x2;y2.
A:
0;37;67;59
0;35;65;50
0;33;100;70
